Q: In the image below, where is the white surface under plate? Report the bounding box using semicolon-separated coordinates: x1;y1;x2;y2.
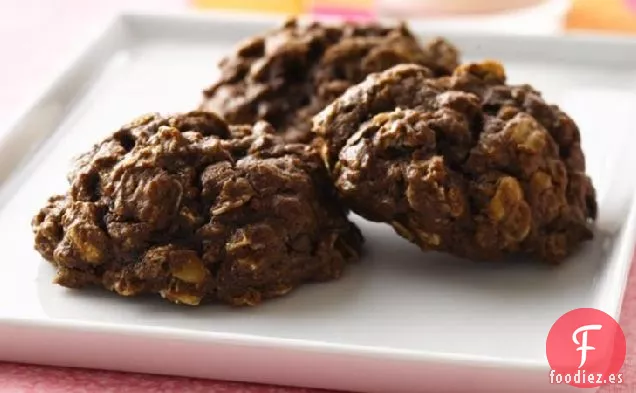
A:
1;11;636;393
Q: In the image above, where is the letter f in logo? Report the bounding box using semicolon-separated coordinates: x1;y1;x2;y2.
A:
573;324;603;369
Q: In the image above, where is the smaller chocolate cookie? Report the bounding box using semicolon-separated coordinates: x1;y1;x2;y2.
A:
200;18;459;143
313;63;596;263
33;112;363;306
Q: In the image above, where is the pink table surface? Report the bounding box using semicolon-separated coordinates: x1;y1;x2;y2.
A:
0;0;635;392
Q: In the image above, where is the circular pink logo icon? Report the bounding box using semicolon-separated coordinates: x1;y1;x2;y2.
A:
546;308;626;388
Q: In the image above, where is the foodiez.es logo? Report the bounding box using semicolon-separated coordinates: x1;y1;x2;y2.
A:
546;308;626;388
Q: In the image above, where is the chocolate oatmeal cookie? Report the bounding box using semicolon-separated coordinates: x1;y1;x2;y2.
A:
200;18;459;143
32;112;362;306
313;62;597;263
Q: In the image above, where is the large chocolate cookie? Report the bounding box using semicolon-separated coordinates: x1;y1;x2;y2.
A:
33;112;362;306
313;62;596;263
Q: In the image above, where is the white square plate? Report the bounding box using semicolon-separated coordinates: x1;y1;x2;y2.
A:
1;12;636;393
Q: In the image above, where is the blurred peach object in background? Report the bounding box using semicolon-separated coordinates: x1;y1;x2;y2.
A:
567;0;636;32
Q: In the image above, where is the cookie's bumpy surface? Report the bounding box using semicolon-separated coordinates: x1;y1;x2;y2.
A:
313;62;597;263
200;18;459;143
32;112;362;306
